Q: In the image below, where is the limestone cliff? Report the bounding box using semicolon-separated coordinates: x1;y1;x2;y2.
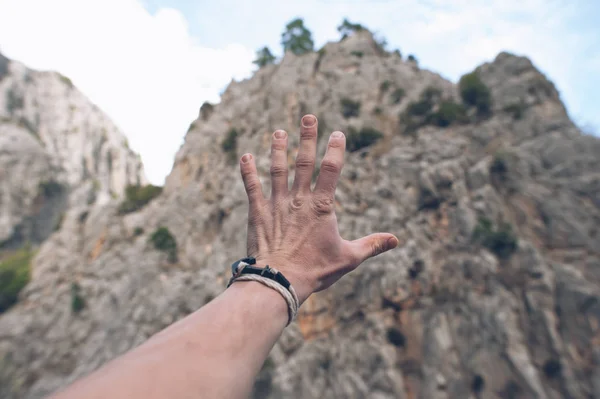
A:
0;52;146;249
1;32;599;399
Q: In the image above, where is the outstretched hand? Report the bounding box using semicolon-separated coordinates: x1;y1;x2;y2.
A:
239;114;398;304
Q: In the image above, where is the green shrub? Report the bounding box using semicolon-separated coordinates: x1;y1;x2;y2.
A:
503;102;526;120
58;74;74;88
393;49;402;58
404;87;441;117
391;88;406;104
281;18;314;55
380;80;392;93
150;227;178;263
401;87;451;133
406;98;433;116
373;107;383;115
119;184;163;214
134;227;144;236
340;98;361;118
459;71;492;116
347;127;384;152
221;128;239;164
407;54;418;64
337;18;366;38
71;282;85;313
427;100;468;127
0;248;34;313
472;218;517;259
221;128;238;152
350;51;364;58
253;46;276;68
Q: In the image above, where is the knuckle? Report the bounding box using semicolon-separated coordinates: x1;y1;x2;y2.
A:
289;196;305;211
272;141;287;151
311;195;334;215
244;179;261;195
240;166;254;178
270;164;287;178
300;129;317;140
328;139;344;149
295;156;315;170
320;159;341;175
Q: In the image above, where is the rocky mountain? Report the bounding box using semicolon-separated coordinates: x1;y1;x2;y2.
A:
0;52;146;250
1;31;599;399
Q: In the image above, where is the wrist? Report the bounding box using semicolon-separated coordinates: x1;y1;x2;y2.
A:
253;261;314;305
226;280;289;324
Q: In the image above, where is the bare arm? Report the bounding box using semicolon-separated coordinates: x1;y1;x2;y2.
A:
52;115;398;399
54;282;288;398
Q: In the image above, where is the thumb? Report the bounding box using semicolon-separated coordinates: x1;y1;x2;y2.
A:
348;233;399;265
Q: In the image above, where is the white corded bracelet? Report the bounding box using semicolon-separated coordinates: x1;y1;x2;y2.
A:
227;258;300;325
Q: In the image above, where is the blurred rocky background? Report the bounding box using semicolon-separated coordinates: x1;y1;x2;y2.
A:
0;18;599;399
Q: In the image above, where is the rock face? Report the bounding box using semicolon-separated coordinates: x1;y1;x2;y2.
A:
1;32;599;399
0;53;146;249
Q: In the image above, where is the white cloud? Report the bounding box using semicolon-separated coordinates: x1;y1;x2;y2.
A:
0;0;255;184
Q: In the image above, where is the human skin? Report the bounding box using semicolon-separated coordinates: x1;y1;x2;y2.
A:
52;114;398;399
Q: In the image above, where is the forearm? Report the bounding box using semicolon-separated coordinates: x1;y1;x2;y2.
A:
53;281;288;399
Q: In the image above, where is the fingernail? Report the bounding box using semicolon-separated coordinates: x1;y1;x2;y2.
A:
387;237;399;250
241;154;252;164
274;130;287;139
302;115;316;127
331;131;344;139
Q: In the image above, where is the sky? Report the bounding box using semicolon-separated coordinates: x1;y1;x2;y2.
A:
0;0;598;185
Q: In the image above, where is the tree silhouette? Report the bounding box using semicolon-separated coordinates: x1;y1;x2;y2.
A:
253;47;276;68
337;18;365;39
281;18;314;55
